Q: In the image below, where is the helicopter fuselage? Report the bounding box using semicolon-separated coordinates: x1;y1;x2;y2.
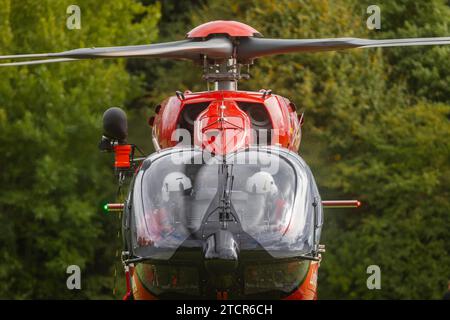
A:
120;90;319;300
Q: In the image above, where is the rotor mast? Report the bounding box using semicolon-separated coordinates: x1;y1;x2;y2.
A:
203;57;250;91
187;21;260;92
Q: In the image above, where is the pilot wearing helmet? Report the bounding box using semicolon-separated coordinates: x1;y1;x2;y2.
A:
138;172;193;246
245;171;279;196
244;171;286;232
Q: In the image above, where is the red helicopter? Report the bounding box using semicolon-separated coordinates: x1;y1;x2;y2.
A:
2;20;449;300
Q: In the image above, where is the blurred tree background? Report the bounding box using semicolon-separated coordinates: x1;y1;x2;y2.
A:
0;0;448;299
0;0;161;298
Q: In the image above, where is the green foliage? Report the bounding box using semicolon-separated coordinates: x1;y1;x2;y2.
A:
365;0;450;103
322;102;450;299
0;0;160;298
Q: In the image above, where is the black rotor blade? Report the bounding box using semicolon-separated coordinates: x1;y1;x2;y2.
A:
237;37;450;60
0;58;78;67
0;38;233;67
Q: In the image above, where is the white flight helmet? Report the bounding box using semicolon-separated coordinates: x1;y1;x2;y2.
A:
245;171;278;196
161;172;192;202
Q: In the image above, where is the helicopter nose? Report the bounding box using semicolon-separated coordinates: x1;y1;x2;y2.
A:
203;230;239;286
203;229;239;261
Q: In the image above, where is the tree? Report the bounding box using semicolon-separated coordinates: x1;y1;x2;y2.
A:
361;0;450;103
0;0;160;299
320;0;450;299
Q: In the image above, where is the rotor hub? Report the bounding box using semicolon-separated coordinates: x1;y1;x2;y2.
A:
187;20;262;39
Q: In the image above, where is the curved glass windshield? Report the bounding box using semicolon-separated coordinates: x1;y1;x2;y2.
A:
131;147;319;259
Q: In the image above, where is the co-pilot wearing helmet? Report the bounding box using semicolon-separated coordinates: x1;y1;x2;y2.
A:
244;171;287;232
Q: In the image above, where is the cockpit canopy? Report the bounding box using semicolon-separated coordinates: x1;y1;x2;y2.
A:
129;146;322;260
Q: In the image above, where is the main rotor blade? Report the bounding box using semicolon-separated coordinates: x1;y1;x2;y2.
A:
0;58;78;67
0;38;233;66
237;37;450;60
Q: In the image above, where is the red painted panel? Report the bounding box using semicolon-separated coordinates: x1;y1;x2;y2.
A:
283;261;319;300
187;20;262;38
153;90;298;152
194;100;252;155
